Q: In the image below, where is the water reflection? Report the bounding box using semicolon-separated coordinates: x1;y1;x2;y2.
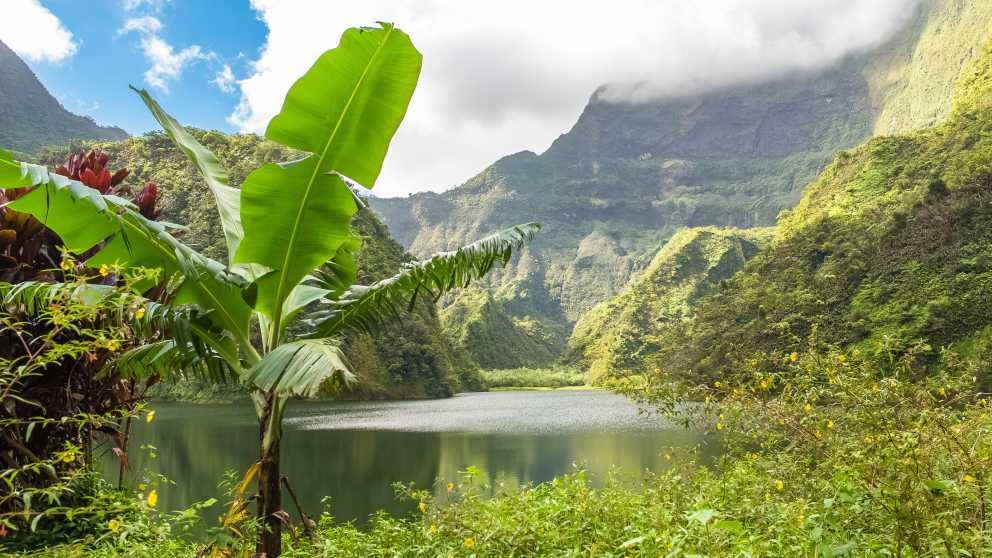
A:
110;391;711;525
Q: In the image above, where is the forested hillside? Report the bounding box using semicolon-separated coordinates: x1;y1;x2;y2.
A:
38;132;478;399
565;227;772;381
646;39;992;383
0;40;126;154
374;0;992;367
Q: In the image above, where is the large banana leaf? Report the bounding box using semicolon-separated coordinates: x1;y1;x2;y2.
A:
309;223;540;337
234;23;421;333
130;87;246;269
0;154;254;349
243;338;354;399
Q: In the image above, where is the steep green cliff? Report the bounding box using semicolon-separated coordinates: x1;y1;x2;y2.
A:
39;132;476;399
0;40;127;153
565;227;772;381
374;0;992;367
656;39;992;380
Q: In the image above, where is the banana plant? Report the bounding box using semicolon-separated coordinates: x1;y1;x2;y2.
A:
0;23;538;557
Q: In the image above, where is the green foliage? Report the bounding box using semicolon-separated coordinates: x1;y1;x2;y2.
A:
656;40;992;381
480;366;586;389
565;227;772;382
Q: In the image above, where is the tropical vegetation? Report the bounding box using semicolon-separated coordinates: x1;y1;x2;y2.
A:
0;23;536;557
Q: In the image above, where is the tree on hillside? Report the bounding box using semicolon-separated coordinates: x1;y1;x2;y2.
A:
0;23;538;557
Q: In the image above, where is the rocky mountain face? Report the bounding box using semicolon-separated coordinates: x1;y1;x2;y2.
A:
653;38;992;384
373;0;992;367
0;40;127;154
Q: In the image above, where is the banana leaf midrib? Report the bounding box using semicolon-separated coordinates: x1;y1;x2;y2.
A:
270;25;395;337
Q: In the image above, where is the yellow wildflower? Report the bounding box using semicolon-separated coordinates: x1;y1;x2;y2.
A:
107;519;121;533
429;525;437;535
60;260;72;271
99;264;110;277
938;386;946;397
463;537;475;549
964;474;977;483
826;420;834;429
789;352;799;363
804;402;812;413
837;354;846;363
714;381;722;388
146;489;158;508
716;422;725;431
146;410;155;423
447;482;455;492
137;483;146;491
418;501;427;513
775;480;784;492
62;451;76;463
135;307;146;319
106;339;120;352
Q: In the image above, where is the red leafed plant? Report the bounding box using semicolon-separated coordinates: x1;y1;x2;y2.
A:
1;149;161;281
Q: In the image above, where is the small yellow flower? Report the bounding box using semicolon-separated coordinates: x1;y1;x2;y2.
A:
135;307;146;319
714;381;722;388
418;501;427;513
777;418;785;425
463;537;475;549
775;480;784;492
789;352;799;363
447;482;455;492
137;483;146;491
826;420;834;429
62;451;76;463
99;264;110;277
716;422;725;431
429;525;437;535
764;492;771;501
938;386;946;397
106;339;120;352
815;430;823;439
146;410;155;423
837;354;846;363
108;518;121;533
60;260;72;271
804;403;812;413
964;474;977;483
146;489;158;508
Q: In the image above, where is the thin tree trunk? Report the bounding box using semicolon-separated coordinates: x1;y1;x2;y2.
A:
256;401;283;557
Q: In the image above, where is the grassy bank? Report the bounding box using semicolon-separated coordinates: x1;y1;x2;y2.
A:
480;366;587;389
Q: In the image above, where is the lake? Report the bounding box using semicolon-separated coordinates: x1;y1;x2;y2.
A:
112;390;712;525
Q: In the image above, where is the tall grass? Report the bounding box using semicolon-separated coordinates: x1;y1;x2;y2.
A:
480;367;586;389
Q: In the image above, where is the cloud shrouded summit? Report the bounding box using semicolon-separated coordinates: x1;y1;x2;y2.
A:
232;0;918;197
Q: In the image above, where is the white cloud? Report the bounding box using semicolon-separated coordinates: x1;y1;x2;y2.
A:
234;0;920;198
119;16;205;92
0;0;78;63
213;64;235;93
121;0;170;12
118;16;162;35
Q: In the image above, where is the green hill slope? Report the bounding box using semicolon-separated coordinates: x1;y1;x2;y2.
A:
374;0;992;368
0;40;127;153
565;227;772;381
657;39;992;381
39;132;477;399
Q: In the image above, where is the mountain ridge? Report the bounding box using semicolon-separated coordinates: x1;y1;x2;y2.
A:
373;0;992;367
0;39;127;153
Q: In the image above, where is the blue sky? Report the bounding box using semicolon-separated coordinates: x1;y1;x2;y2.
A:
28;0;266;135
2;0;917;197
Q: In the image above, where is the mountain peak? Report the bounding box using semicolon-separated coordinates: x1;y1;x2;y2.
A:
0;39;128;153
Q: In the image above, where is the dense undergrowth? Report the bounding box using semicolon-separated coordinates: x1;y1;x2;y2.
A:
480;366;586;389
8;348;990;557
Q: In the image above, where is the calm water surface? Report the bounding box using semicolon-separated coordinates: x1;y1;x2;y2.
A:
114;390;711;524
